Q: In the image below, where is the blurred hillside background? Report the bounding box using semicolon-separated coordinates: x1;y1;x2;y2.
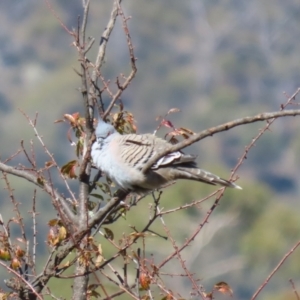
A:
0;1;300;299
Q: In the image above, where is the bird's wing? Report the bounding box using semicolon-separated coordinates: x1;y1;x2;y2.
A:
116;134;196;170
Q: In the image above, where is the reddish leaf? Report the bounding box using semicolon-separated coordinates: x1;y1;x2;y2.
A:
161;119;175;129
15;247;25;258
64;112;80;125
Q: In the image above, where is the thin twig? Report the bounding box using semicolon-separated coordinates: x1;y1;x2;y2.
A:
21;111;77;203
0;162;76;224
1;261;43;300
31;190;38;273
157;188;224;269
44;0;74;35
157;205;205;299
231;86;300;179
289;279;300;300
20;140;36;168
3;172;27;242
158;190;219;216
251;240;300;300
103;3;137;118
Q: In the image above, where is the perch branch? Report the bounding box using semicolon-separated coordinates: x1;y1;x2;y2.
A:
142;109;300;173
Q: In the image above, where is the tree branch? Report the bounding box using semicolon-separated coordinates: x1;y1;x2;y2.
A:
251;240;300;300
93;0;121;79
0;162;76;224
103;3;137;119
142;109;300;173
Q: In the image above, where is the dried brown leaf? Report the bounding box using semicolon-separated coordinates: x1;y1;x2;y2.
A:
167;107;180;114
48;219;59;226
0;249;11;261
139;272;151;290
61;160;78;179
45;161;54;168
95;244;104;267
214;281;233;296
10;257;21;270
104;227;114;240
58;226;67;241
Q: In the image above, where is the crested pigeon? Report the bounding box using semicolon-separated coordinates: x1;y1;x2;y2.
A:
91;119;241;193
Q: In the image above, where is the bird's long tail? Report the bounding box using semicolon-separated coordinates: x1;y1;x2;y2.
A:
176;167;242;189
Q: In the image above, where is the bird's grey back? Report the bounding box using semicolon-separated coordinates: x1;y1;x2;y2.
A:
115;133;196;170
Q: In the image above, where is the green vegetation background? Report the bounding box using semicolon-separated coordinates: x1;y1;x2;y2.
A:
0;1;300;299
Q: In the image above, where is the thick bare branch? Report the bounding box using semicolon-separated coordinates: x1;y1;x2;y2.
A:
142;109;300;173
93;0;121;78
72;259;89;300
81;0;90;44
0;162;76;224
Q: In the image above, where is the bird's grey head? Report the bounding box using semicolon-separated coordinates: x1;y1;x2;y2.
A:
95;119;116;139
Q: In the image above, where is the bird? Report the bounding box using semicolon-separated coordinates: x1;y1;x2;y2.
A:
91;119;241;193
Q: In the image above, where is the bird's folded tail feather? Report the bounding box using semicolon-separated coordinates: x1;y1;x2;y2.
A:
176;167;242;189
